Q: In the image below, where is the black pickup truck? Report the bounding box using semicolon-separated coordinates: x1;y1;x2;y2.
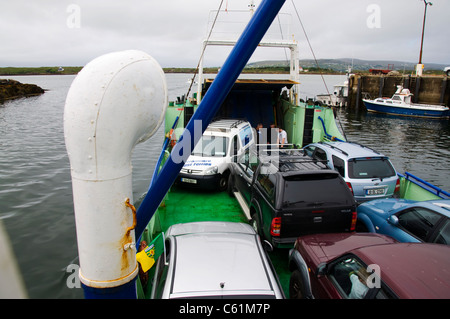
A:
228;150;357;248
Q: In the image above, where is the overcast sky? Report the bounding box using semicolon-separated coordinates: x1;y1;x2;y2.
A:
1;0;449;68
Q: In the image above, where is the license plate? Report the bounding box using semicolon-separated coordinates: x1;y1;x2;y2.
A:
366;188;385;195
181;178;197;184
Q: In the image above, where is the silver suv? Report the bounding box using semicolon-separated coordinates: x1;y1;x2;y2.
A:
303;142;399;202
150;221;284;299
177;119;255;191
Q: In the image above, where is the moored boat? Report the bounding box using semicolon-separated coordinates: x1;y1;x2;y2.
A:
362;85;450;119
316;80;349;107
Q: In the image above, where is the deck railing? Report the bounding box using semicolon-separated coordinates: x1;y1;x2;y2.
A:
398;172;450;200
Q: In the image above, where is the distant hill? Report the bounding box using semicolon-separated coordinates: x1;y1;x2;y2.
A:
247;58;447;72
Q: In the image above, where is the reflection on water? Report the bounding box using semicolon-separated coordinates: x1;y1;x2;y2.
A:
0;74;448;298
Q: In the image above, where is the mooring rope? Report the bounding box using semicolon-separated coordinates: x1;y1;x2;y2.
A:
290;0;348;141
183;0;225;106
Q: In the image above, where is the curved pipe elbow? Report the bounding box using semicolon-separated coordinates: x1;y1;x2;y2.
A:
64;50;167;291
65;50;167;181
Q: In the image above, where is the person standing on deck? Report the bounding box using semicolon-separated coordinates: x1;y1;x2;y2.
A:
278;127;288;148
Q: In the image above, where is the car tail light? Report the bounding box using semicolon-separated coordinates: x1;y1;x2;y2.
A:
270;217;281;236
394;178;400;194
346;182;354;195
350;211;357;231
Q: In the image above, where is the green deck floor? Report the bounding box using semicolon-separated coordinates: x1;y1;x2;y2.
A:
158;186;248;231
151;185;292;298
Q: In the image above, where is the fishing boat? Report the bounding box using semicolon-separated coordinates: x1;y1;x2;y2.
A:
316;80;348;107
61;0;449;300
362;85;450;119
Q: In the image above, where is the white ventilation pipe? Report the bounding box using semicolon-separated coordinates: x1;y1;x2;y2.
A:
64;50;167;297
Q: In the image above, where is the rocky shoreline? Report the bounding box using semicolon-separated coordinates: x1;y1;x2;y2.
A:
0;79;45;103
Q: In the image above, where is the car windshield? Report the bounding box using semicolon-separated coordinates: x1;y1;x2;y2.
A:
283;173;352;207
348;157;395;179
192;136;229;157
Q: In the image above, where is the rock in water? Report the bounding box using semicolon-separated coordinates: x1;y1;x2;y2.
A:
0;79;45;102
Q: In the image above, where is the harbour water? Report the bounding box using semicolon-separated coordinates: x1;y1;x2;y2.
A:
0;73;449;298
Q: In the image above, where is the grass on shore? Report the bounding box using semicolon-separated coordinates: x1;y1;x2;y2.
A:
1;66;445;76
0;66;83;76
1;66;343;76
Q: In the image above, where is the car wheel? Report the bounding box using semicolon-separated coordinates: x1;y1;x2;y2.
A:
355;220;369;232
218;172;229;192
289;270;308;299
226;173;235;197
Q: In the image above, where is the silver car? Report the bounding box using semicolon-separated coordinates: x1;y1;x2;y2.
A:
150;221;284;299
303;142;399;203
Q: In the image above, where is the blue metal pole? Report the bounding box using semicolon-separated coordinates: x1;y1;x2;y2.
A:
150;116;179;188
136;0;286;239
81;280;137;299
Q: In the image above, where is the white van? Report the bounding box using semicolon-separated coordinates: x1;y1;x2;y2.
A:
177;119;255;191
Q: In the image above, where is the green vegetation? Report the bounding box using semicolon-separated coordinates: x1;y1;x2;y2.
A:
164;66;298;74
0;65;445;76
0;66;83;75
243;66;291;73
163;65;347;75
163;67;220;74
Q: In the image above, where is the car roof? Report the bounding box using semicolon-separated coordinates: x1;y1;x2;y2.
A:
167;222;278;298
259;150;331;175
299;232;450;298
299;232;397;264
425;199;450;217
354;243;450;299
311;142;386;159
206;119;249;132
166;221;255;237
360;198;450;218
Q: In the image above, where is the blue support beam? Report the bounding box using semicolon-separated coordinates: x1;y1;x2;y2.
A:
135;0;286;239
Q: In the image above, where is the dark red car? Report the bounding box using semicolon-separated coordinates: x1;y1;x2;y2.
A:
288;232;450;299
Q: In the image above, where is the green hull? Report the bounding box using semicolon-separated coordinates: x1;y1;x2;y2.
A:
138;84;448;299
398;173;449;201
165;99;345;148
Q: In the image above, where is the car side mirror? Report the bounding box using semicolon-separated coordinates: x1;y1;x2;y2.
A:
387;215;399;226
317;263;327;277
